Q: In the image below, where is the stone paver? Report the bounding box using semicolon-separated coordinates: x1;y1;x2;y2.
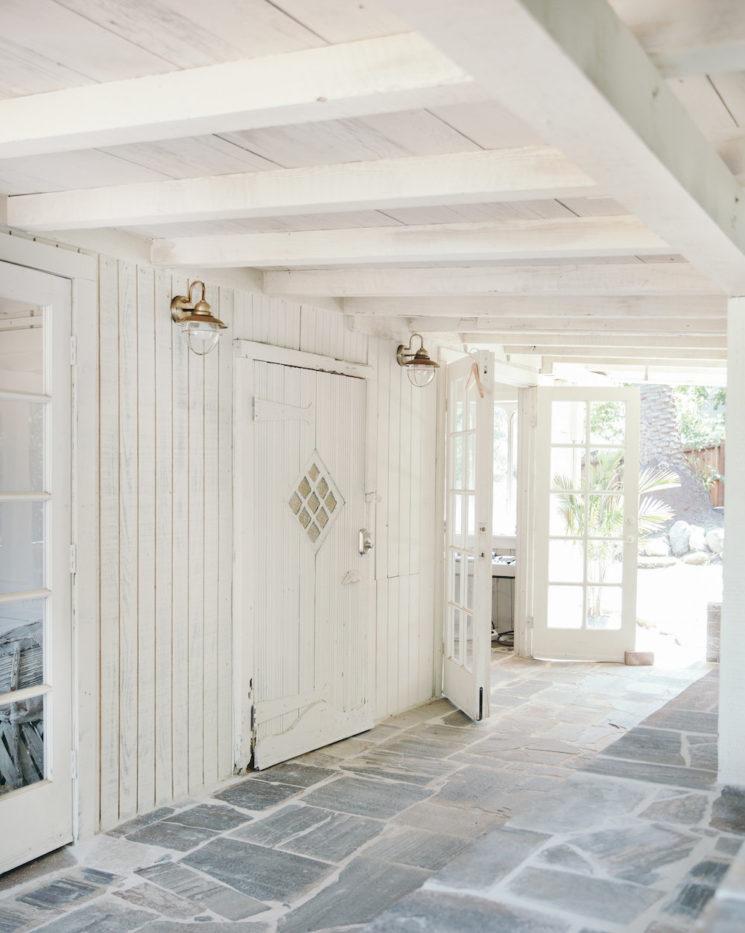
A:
2;658;742;933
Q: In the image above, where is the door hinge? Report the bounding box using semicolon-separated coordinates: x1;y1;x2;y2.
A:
69;336;77;366
69;544;77;575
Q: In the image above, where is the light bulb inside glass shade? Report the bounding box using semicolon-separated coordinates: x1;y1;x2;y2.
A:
407;364;437;387
182;320;221;356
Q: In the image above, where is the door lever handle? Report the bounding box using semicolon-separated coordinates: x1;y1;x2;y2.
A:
359;528;374;555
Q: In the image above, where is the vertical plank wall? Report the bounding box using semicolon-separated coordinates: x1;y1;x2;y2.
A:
97;269;438;829
98;260;234;829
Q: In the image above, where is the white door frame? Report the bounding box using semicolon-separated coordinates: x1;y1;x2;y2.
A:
0;261;72;871
232;339;376;770
0;234;98;851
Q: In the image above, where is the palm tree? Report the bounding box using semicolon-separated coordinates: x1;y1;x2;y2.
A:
553;451;677;619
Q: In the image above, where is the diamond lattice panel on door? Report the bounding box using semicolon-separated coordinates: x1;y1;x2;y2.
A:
288;451;344;549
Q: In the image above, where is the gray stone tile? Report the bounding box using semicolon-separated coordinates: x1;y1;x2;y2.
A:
126;820;218;851
165;804;251;831
508;776;648;833
434;765;513;813
0;849;77;894
640;792;709;825
689;741;718;771
568;823;697;884
538;844;595;874
665;881;716;918
0;905;38;933
135;862;269;919
715;835;744;856
137;924;270;932
362;826;468;870
341;748;458;786
383;700;454;727
360;889;571;932
302;776;431;819
603;727;685;766
643;708;718;734
253;762;336;789
392;800;497;839
215;778;303;811
108;807;176;836
508;866;664;924
280;811;384;862
441;710;475;728
18;877;100;910
26;899;154;932
113;882;198;919
80;868;119;885
183;837;333;902
378;733;463;760
585;755;716;790
278;857;429;932
434;826;549;891
689;859;731;885
711;787;745;834
230;804;330;847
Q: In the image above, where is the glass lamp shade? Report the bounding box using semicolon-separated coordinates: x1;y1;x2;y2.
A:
181;319;222;356
407;363;437;387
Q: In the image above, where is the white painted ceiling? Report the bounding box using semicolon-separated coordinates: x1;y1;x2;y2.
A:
1;0;743;375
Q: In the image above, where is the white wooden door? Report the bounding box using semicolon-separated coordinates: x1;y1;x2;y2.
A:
443;352;494;721
532;387;640;661
236;354;373;769
0;261;72;872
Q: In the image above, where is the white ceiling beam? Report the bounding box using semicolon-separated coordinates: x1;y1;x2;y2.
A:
396;317;725;336
509;346;726;360
459;333;725;349
343;295;727;318
151;216;668;268
0;33;478;158
8;147;597;232
542;356;726;369
264;263;722;297
610;0;745;76
387;0;745;293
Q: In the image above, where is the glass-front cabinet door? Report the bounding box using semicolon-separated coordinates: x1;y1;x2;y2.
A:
0;261;72;872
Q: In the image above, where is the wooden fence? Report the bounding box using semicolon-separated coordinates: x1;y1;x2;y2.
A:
683;442;725;508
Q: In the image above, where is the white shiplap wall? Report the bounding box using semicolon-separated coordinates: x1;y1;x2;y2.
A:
95;263;438;829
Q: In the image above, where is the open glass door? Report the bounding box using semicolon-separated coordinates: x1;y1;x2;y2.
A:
532;387;639;661
0;261;72;872
443;351;494;720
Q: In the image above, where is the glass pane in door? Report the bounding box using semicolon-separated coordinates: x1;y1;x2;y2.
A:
0;306;50;798
0;696;44;795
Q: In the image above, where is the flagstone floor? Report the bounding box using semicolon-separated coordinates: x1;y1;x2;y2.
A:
0;653;743;933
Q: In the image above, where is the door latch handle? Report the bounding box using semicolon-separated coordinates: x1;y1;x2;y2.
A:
359;528;374;555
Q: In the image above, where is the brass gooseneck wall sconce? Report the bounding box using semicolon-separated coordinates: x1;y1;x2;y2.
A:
396;333;440;387
171;281;227;356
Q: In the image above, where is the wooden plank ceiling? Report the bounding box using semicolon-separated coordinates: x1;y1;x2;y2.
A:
2;0;745;374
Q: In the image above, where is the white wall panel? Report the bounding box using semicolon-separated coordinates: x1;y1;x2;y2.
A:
97;259;234;828
93;259;437;828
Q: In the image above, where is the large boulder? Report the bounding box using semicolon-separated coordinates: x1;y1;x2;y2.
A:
640;536;671;557
706;528;725;556
682;551;711;565
669;520;691;557
688;525;707;553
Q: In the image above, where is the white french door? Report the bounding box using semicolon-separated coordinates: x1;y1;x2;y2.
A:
443;352;494;721
0;262;72;872
532;387;640;661
235;349;373;769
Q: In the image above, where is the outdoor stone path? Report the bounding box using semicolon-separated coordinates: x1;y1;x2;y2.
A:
0;655;743;932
